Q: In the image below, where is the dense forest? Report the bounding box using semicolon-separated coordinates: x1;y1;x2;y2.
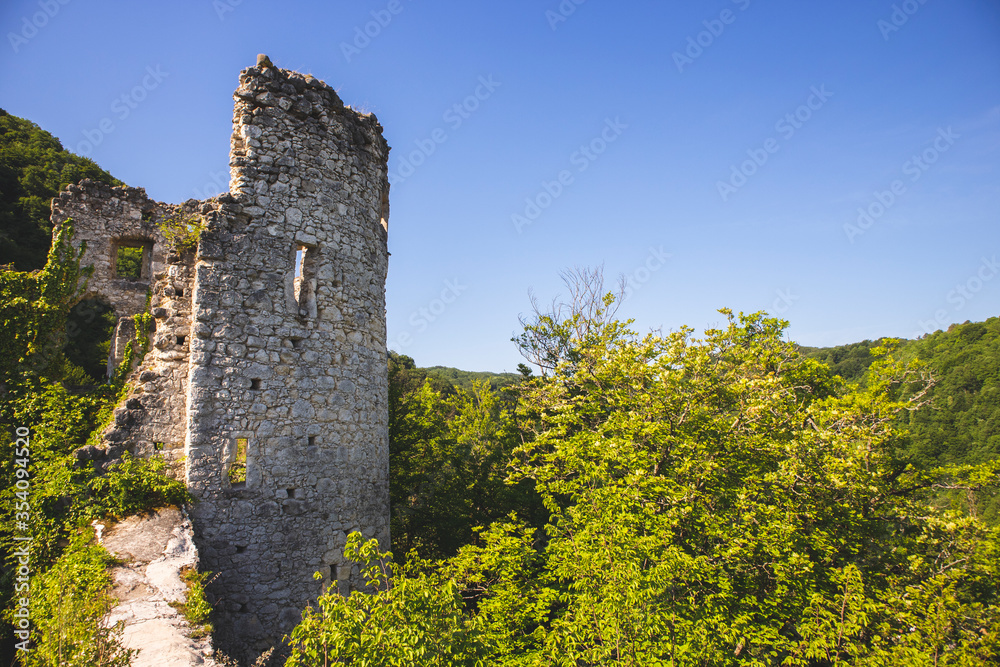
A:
0;111;997;665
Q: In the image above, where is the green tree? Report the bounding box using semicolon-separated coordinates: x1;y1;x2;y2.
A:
286;533;486;666
291;291;1000;665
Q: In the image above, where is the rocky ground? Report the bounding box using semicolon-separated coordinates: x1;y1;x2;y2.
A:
102;506;219;667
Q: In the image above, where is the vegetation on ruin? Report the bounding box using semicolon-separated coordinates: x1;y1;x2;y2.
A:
158;211;207;253
173;567;215;639
0;220;189;665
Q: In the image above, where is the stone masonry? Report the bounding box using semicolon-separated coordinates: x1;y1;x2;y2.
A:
50;57;391;659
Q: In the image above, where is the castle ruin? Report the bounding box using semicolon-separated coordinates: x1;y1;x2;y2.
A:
51;56;391;655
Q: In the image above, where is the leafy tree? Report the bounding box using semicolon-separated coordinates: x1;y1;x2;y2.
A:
286;533;486;666
292;294;1000;665
805;318;1000;524
388;367;541;560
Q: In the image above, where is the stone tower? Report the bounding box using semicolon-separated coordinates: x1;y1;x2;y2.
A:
50;58;391;655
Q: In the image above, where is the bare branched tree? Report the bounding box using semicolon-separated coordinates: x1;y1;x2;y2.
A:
513;266;626;376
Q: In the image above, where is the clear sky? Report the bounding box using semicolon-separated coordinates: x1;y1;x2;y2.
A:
2;0;998;372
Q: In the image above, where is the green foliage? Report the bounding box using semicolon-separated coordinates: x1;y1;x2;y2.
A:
286;533;487;666
0;220;92;389
172;567;215;638
805;318;1000;524
0;216;188;664
87;452;191;520
158;211;206;252
388;360;542;561
228;438;247;486
14;528;137;667
114;245;143;279
0;109;122;271
315;299;1000;666
800;340;878;384
423;365;521;393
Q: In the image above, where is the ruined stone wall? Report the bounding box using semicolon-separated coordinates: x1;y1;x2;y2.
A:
184;62;390;654
52;183;195;474
52;58;392;659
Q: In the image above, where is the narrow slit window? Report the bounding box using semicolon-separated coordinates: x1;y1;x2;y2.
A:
115;245;144;279
295;245;305;280
293;243;317;318
307;435;316;447
228;437;248;487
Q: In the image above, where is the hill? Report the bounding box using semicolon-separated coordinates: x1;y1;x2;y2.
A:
802;317;1000;522
422;365;520;392
0;109;122;271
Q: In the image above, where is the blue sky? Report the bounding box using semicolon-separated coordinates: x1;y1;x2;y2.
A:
2;0;998;372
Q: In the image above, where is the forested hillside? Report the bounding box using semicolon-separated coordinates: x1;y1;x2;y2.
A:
802;318;1000;523
0;109;121;271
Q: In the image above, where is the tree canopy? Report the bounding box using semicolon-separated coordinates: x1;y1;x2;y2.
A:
290;299;1000;665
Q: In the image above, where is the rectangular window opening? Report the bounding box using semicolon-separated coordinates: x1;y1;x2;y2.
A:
250;378;262;390
228;437;248;488
176;335;187;346
307;435;316;447
286;487;297;499
115;244;146;279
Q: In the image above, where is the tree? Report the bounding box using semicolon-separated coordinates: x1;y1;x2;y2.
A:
289;292;1000;665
